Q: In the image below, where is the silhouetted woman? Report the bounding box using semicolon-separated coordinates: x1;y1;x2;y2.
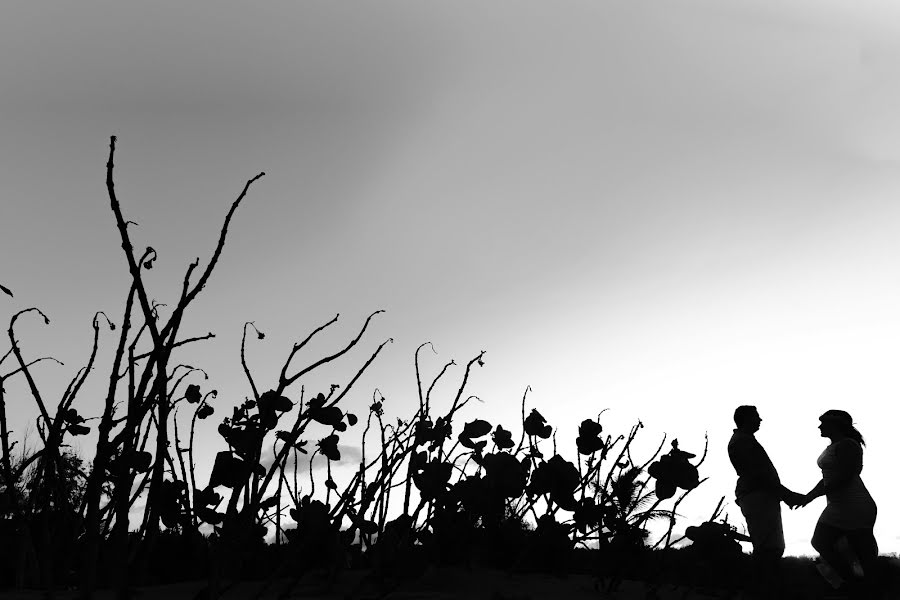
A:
800;410;879;594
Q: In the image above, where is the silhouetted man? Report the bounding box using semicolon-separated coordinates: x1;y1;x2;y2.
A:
728;405;800;598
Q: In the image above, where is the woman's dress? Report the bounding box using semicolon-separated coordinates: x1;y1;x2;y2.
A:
816;439;876;530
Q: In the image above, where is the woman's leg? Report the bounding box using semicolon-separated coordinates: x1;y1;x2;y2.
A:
846;528;880;591
811;521;854;582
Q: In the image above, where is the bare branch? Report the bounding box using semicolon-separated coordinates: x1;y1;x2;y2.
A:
106;136;163;348
325;337;393;409
425;360;455;416
281;310;384;390
162;170;265;334
8;308;55;433
414;342;435;414
1;356;65;380
241;322;261;401
126;332;215;367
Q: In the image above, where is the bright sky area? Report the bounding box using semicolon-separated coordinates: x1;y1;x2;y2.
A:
2;1;900;556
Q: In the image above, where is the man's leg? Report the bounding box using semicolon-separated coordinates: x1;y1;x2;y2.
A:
738;492;785;597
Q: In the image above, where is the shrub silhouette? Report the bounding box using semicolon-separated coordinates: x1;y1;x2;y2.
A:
0;138;731;600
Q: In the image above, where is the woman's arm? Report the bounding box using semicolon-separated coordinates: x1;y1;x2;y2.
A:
805;479;826;501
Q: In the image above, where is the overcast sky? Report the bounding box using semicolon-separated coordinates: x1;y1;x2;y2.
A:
3;1;900;555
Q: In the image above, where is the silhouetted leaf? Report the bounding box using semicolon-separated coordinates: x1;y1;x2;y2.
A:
524;409;552;439
576;419;605;455
196;506;224;525
63;408;83;424
197;404;214;419
259;390;293;412
655;479;676;500
482;451;527;498
185;384;202;404
68;424;90;436
130;451;153;473
311;405;343;427
260;411;278;430
412;459;452;500
318;434;341;461
364;482;379;503
209;451;252;489
461;419;492;439
260;496;280;510
358;520;378;535
308;392;327;409
491;425;515;449
346;413;358;426
527;454;579;510
648;440;700;491
459;437;487;452
194;486;221;507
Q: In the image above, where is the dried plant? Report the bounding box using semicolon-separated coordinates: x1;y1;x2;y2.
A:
0;138;716;600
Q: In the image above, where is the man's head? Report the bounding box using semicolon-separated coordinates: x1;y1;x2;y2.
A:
734;405;761;433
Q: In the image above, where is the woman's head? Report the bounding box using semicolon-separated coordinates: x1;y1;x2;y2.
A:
818;410;865;446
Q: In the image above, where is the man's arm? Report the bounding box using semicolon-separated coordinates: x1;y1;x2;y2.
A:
728;436;780;491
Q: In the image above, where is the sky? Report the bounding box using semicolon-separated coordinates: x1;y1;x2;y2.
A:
2;0;900;556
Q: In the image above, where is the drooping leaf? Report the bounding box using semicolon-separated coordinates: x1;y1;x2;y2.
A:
412;459;452;500
461;419;492;439
576;419;605;455
524;409;552;439
655;479;677;500
308;392;327;409
275;430;295;442
63;408;83;424
259;390;293;412
209;451;252;489
68;424;90;436
482;452;527;498
311;405;342;427
459;437;487;453
129;450;153;473
194;486;221;507
185;384;202;404
196;506;224;525
197;404;214;419
358;520;378;535
318;434;341;461
491;425;515;450
260;496;280;510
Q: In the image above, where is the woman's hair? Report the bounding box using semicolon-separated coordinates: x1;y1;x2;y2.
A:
820;410;865;446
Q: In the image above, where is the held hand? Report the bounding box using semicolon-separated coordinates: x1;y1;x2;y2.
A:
783;490;806;509
786;491;812;509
